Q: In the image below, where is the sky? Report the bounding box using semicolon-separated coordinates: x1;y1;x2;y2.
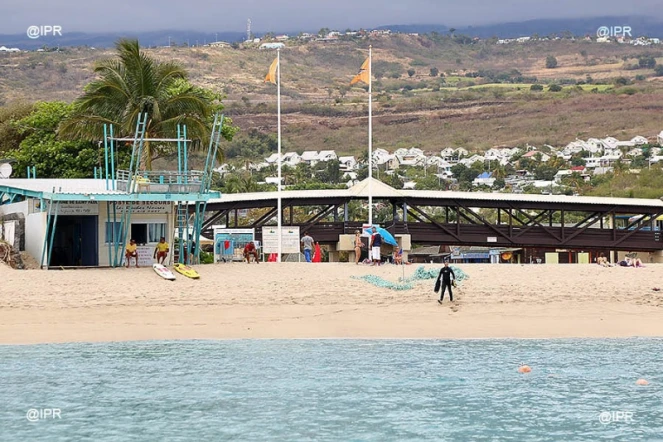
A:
2;0;663;34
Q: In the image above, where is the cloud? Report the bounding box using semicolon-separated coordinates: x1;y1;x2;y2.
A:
2;0;662;34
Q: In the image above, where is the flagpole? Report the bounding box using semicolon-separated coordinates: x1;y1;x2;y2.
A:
368;45;373;226
277;49;282;263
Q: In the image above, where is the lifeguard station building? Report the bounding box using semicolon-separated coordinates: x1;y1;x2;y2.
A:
0;113;225;269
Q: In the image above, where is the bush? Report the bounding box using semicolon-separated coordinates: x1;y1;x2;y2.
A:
613;77;630;86
655;65;663;77
548;84;562;92
545;55;558;69
199;250;214;264
530;84;544;91
638;56;656;69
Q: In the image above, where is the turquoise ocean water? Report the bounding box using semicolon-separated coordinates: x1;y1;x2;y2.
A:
1;339;662;441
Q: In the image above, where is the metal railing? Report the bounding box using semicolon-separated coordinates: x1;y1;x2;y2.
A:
116;169;206;194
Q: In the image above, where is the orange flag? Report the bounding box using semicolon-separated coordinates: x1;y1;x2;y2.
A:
265;57;278;84
350;57;370;85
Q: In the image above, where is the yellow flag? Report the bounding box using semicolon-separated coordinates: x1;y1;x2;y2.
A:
265;57;278;84
350;57;370;85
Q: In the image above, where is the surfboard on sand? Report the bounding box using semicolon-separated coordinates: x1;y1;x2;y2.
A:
173;263;200;279
153;263;176;281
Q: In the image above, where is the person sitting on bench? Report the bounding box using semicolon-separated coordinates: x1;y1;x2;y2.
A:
243;241;259;264
125;239;139;268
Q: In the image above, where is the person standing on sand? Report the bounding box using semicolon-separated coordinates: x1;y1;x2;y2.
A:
354;230;363;265
301;233;314;263
435;261;456;304
369;226;382;266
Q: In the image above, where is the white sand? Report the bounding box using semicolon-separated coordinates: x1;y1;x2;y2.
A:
1;262;662;344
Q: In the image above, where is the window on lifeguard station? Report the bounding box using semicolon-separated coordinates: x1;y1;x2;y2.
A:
105;222;166;245
130;223;167;245
105;222;122;244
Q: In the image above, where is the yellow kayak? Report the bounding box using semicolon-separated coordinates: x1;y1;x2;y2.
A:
173;263;200;279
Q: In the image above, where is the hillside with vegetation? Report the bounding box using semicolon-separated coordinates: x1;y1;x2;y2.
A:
1;33;663;197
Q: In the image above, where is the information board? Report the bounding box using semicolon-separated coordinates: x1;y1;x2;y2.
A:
213;228;254;262
261;226;301;254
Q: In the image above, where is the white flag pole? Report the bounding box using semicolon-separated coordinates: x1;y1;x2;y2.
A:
277;49;282;263
368;45;373;226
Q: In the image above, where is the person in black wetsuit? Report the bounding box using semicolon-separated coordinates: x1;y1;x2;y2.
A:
435;261;456;304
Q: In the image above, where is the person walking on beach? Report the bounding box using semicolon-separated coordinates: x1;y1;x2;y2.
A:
435;261;456;303
369;226;382;266
354;230;363;265
153;237;169;265
301;233;314;263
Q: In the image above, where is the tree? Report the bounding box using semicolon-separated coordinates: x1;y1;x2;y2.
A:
530;84;544;91
429;67;439;77
548;84;562;92
407;68;415;78
654;65;663;77
638;56;656;69
10;102;130;178
0;102;34;156
545;56;558;69
59;39;236;170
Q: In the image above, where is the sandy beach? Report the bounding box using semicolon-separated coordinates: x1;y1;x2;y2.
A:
1;262;662;344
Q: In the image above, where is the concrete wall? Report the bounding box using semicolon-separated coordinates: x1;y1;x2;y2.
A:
26;211;47;267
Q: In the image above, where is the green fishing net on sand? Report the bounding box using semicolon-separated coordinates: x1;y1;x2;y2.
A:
351;265;469;291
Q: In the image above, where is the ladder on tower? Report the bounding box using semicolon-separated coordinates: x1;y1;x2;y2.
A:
112;113;149;267
202;114;225;193
176;203;189;264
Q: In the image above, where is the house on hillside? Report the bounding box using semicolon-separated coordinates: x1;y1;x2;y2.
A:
396;148;426;167
282;152;301;167
455;147;469;158
300;151;319;165
631;136;648;145
473;172;495;187
317;150;338;163
372;148;391;165
338;156;357;172
259;42;285;50
440;148;456;160
626;148;643;157
265;153;280;164
460;154;485;167
554;169;573;183
522;150;550;162
376;154;400;171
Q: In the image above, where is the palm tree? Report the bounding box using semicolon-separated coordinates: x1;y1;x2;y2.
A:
60;39;229;170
